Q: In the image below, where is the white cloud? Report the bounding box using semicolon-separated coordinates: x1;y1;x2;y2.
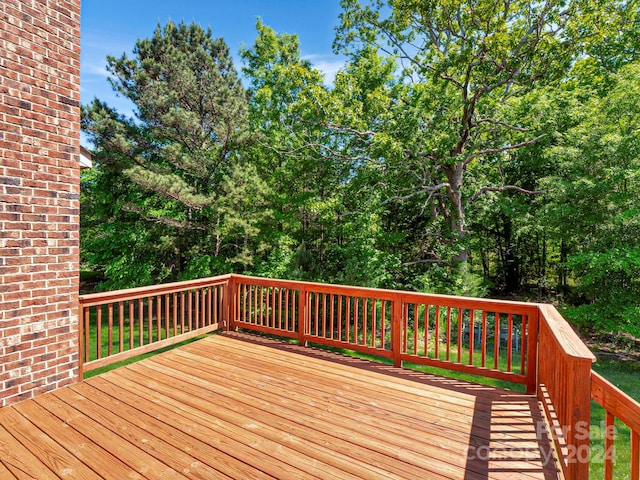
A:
303;54;345;85
83;63;110;78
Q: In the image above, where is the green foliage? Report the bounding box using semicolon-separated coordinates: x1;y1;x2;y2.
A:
542;62;640;336
415;265;490;298
82;21;266;288
81;10;640;339
332;0;631;271
240;21;398;288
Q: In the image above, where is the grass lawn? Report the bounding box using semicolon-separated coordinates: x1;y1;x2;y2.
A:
83;334;212;378
307;343;525;391
82;305;212;378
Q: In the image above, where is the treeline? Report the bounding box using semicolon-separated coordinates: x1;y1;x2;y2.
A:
81;1;640;337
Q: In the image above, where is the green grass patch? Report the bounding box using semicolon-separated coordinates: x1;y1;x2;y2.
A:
83;303;207;368
304;338;525;391
82;302;214;378
84;334;212;378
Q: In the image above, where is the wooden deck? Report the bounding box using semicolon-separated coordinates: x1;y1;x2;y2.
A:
0;332;560;479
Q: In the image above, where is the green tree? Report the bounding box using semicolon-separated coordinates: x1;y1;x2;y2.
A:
464;86;583;294
542;62;640;336
334;0;636;268
241;22;402;286
82;21;267;288
240;20;333;280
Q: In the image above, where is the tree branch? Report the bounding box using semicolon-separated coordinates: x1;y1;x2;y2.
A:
463;133;546;165
122;204;208;230
372;19;465;89
257;138;375;164
382;183;450;204
473;118;528;132
323;122;376;137
467;185;544;204
402;258;449;266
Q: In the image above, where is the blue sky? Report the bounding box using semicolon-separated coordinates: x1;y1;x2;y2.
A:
80;0;346;117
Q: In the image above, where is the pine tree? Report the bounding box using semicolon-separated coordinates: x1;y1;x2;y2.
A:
82;21;268;287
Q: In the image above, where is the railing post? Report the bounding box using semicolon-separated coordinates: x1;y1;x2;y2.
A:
226;275;237;332
566;358;593;480
537;304;595;480
391;295;402;368
298;287;308;347
78;305;86;380
526;307;539;394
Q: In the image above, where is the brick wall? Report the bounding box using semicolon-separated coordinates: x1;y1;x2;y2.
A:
0;0;81;407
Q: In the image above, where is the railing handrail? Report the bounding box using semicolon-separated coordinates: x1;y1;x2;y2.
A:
80;272;543;310
538;304;595;361
592;370;640;433
233;273;540;312
591;370;640;480
79;273;232;307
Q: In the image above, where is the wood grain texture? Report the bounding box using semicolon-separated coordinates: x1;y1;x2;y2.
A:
538;305;595;480
0;332;561;480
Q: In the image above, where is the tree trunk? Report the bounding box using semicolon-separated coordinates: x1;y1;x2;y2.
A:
539;233;547;294
559;237;568;291
214;218;221;257
502;216;520;293
481;246;489;278
443;162;468;263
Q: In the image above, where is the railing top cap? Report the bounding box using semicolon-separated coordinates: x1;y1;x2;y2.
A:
538;304;595;361
231;274;541;309
79;274;232;305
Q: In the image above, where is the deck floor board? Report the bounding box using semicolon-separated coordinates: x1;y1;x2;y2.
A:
124;358;456;480
151;347;541;479
0;422;60;480
0;332;560;479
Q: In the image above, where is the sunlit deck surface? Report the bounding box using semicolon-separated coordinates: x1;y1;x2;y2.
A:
0;332;560;479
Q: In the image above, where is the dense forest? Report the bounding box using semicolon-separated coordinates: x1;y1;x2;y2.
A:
81;0;640;339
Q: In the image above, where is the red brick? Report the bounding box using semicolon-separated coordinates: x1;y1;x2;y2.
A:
0;387;20;400
0;0;81;408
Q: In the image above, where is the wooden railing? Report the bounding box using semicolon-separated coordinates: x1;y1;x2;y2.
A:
231;274;540;391
78;273;640;480
537;304;595;480
591;371;640;480
78;274;230;376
